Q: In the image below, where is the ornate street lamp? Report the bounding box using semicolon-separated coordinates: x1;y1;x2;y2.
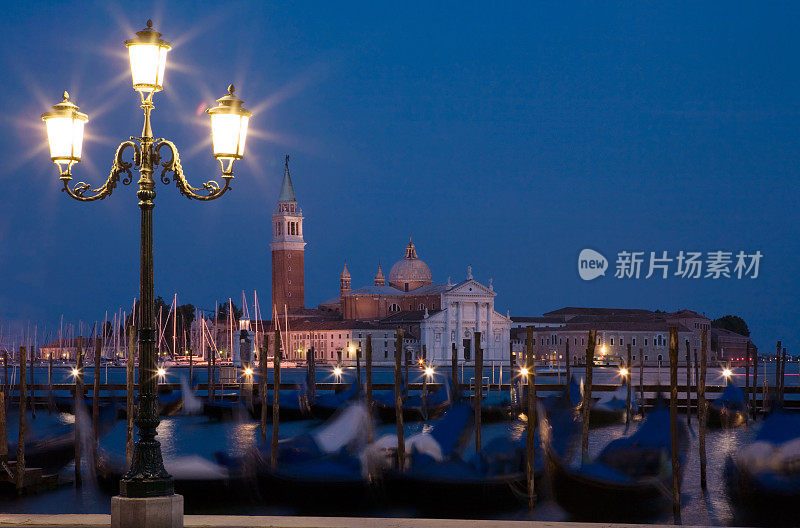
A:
41;20;251;499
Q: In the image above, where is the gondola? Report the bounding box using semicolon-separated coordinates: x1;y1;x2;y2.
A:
6;402;117;473
247;387;312;421
540;376;582;415
374;378;451;423
309;379;360;419
590;381;636;426
378;401;574;513
55;389;184;417
706;381;747;428
544;400;687;521
217;401;373;509
202;399;251;421
725;409;800;525
96;453;243;510
479;392;514;423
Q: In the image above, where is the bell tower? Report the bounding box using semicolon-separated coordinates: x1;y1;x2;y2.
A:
271;155;305;314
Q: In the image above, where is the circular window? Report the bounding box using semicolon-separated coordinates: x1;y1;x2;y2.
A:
287;253;291;259
288;266;292;272
288;280;292;285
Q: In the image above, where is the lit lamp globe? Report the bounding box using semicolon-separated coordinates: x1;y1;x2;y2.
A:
207;84;251;175
125;20;170;96
41;91;88;176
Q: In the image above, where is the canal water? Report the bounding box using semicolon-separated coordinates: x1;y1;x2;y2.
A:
0;364;795;526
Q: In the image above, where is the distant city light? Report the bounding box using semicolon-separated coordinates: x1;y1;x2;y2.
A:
620;367;629;377
71;368;80;377
333;366;343;376
722;368;732;377
520;367;529;376
425;366;434;377
244;367;253;376
157;367;166;377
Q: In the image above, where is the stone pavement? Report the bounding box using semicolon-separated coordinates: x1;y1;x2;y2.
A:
0;514;733;528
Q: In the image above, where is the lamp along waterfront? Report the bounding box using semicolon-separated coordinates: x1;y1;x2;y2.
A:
41;18;251;516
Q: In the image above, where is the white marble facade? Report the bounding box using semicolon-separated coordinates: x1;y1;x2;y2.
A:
420;271;511;365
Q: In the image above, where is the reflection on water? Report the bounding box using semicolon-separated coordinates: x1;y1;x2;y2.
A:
0;364;796;525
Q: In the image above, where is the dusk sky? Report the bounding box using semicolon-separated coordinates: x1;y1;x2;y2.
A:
1;1;798;352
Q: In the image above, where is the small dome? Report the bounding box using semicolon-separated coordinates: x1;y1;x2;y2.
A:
388;239;432;291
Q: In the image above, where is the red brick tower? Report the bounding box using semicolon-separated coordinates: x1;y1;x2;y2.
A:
271;155;306;315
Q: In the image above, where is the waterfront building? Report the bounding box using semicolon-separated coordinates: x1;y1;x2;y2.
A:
511;307;749;366
40;337;101;362
711;326;752;363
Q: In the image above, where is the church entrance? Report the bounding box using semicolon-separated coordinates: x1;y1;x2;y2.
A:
463;338;471;362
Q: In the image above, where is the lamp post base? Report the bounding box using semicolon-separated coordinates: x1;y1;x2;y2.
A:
111;494;183;528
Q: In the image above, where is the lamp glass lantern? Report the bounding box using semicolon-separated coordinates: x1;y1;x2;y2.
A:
207;84;251;173
41;91;88;174
125;20;171;95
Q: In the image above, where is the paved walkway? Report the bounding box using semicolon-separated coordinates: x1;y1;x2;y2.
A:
0;514;724;528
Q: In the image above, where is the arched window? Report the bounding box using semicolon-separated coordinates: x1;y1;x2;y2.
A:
418;304;425;310
389;303;400;313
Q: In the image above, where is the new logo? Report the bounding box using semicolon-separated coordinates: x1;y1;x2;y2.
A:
578;249;608;281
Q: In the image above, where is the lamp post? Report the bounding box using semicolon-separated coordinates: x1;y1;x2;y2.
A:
41;20;251;500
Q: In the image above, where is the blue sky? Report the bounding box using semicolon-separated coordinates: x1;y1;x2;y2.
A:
1;1;798;352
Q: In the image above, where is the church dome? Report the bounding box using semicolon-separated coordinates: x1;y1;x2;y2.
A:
388;239;433;291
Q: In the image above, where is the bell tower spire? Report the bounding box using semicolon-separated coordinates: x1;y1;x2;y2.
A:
271;154;306;313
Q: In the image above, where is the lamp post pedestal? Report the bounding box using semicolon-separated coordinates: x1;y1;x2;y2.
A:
111;494;183;528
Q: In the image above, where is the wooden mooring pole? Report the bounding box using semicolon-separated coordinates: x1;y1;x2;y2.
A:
355;346;362;394
745;342;751;418
565;339;571;388
74;337;83;487
639;349;645;417
210;346;216;402
775;341;781;403
92;338;101;466
366;335;373;440
403;346;409;400
781;347;787;405
581;330;596;462
16;346;26;494
0;392;6;469
188;346;193;385
699;328;708;489
685;340;691;423
307;347;316;403
3;351;7;405
421;345;427;415
752;346;759;419
260;339;268;444
394;329;405;472
48;347;54;413
271;328;281;470
474;332;483;454
29;346;35;420
452;343;459;399
669;327;681;523
525;326;536;509
626;343;632;424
